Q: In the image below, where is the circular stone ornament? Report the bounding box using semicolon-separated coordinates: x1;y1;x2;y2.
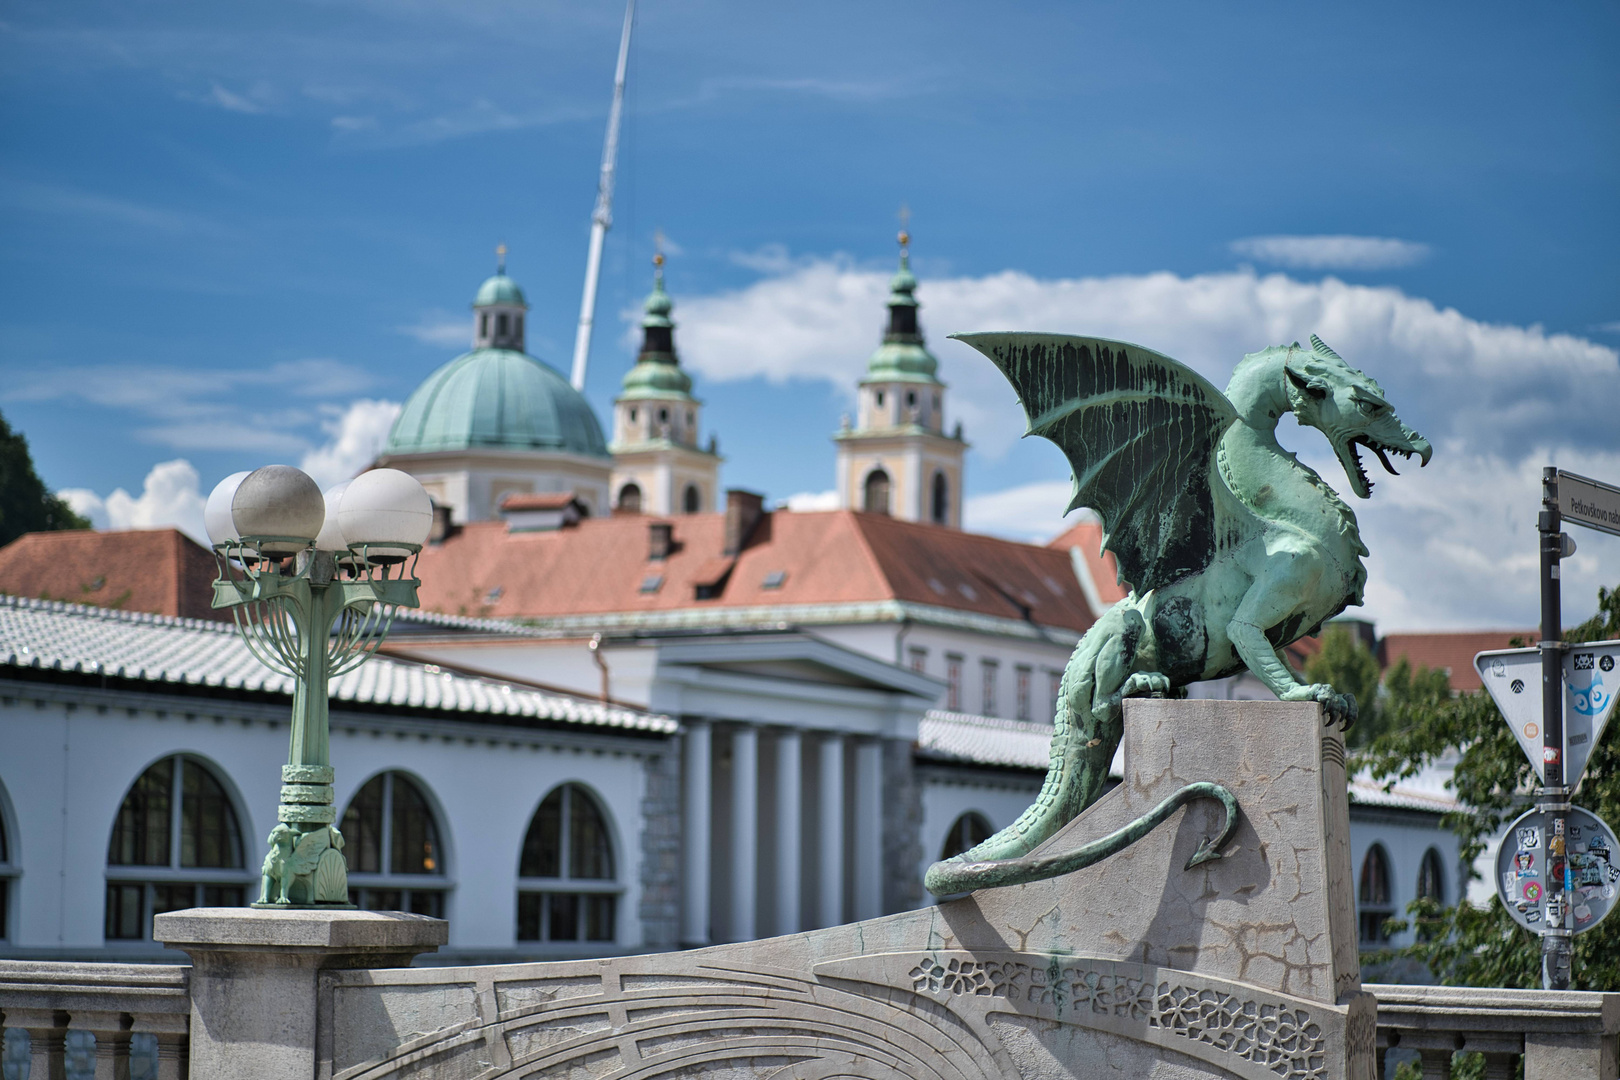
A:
231;465;326;555
315;481;351;552
204;471;252;547
337;468;432;564
1495;804;1620;936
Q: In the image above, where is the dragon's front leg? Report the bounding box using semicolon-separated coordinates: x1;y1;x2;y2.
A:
1227;575;1356;728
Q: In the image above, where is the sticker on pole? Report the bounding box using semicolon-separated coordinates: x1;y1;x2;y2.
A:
1476;640;1620;787
1496;805;1620;935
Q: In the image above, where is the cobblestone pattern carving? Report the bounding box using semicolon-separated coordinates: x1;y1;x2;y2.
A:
908;957;1326;1080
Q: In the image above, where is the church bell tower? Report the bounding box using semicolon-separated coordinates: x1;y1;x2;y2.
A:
834;226;966;526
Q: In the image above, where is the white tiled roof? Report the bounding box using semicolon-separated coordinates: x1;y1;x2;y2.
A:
918;710;1056;770
0;594;674;735
1348;762;1460;814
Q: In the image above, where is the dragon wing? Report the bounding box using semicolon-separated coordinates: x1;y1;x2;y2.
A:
287;828;330;876
952;332;1245;595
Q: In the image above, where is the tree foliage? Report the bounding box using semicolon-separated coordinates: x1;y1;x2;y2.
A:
1305;625;1386;747
1357;583;1620;990
0;408;88;546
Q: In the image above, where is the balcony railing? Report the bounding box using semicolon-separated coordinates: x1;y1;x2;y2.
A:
0;961;189;1080
1369;983;1620;1080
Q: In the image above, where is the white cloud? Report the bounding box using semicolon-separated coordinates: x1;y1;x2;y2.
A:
675;255;1619;630
1229;234;1432;270
964;481;1075;543
779;489;840;512
675;259;1617;463
60;460;209;545
299;399;402;489
400;312;471;348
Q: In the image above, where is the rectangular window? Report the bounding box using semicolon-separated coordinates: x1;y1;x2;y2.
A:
1016;666;1033;721
517;891;618;943
945;655;963;712
981;660;999;717
908;646;927;674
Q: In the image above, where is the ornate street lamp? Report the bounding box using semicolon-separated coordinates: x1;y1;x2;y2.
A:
205;465;432;907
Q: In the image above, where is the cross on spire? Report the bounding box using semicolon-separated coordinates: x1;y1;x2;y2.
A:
653;228;665;282
496;242;507;274
898;203;910;254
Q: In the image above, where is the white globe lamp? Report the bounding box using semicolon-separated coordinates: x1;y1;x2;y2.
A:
337;469;432;565
231;465;326;556
315;481;351;553
204;471;251;548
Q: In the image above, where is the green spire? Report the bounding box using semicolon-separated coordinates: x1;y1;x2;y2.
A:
863;221;940;384
620;249;694;399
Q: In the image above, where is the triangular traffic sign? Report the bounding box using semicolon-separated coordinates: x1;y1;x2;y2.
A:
1476;640;1620;788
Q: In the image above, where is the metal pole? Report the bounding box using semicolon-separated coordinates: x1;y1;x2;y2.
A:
1539;466;1571;990
569;0;636;392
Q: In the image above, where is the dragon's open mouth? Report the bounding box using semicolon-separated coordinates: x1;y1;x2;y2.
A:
1345;436;1418;494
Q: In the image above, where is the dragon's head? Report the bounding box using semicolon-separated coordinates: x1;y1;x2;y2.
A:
1284;335;1432;499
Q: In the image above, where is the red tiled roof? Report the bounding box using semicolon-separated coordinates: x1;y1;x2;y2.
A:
0;529;228;622
410;509;1098;632
1046;520;1129;606
1379;631;1536;691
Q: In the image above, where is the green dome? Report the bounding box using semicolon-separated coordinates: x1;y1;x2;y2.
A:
863;341;940;384
618;269;695;401
385;348;609;458
474;274;527;308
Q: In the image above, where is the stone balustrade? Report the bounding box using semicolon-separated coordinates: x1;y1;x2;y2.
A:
0;960;190;1080
1369;983;1620;1080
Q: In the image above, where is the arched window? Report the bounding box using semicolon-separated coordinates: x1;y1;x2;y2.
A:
1358;844;1393;944
939;812;993;861
496;312;509;338
682;484;701;514
516;784;618;944
617;483;643;514
515;314;524;342
1416;847;1445;904
863;469;891;515
105;756;249;941
480;312;489;339
931;471;949;525
340;772;447;918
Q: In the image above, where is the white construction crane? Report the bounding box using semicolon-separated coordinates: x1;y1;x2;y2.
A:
569;0;636;392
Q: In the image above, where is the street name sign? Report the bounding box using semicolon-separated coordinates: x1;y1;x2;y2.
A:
1559;470;1620;539
1476;640;1620;788
1496;804;1620;935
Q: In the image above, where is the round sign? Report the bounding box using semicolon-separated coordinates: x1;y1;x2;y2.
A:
1495;805;1620;936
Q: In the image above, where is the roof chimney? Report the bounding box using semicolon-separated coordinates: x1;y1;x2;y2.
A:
723;489;765;556
648;521;673;561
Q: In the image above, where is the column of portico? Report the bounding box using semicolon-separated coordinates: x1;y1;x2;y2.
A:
817;733;845;928
681;720;712;946
853;738;884;921
774;729;803;935
729;725;759;942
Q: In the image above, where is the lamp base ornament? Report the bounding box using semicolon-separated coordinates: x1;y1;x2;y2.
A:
252;764;356;908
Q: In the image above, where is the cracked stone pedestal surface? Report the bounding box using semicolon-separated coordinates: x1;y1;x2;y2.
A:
323;699;1374;1080
154;907;446;1080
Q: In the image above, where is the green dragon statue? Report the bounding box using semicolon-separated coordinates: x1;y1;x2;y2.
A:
925;333;1431;896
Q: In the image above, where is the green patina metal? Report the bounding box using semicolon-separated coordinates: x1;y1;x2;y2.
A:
928;782;1240;894
384;347;611;458
618;262;697;402
925;333;1431;896
862;247;943;386
212;544;421;907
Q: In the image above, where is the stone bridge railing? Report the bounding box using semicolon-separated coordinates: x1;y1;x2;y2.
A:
1367;983;1618;1080
0;960;190;1080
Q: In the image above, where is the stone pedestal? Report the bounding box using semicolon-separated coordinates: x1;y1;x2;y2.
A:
154;908;445;1080
320;700;1376;1079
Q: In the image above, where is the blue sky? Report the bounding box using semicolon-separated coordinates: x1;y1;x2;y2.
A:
1;1;1617;630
